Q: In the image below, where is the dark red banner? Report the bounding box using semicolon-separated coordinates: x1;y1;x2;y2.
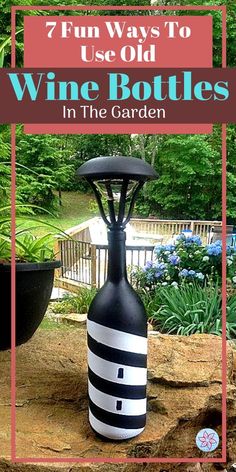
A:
0;68;235;124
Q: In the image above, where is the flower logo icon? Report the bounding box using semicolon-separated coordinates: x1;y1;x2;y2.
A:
196;428;219;452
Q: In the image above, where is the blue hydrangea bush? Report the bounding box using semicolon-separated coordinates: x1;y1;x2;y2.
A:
134;234;236;289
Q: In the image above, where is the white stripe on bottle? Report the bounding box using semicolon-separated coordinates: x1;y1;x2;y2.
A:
87;319;147;354
88;350;147;386
88;381;146;416
89;410;145;440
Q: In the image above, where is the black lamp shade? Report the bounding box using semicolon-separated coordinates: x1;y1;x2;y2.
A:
77;156;158;230
77;156;157;182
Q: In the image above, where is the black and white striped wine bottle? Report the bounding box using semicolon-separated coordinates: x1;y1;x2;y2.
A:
87;229;147;440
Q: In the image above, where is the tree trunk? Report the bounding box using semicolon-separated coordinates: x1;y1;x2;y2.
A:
58;186;62;206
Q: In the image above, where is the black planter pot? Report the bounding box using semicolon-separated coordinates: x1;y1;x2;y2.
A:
0;260;61;350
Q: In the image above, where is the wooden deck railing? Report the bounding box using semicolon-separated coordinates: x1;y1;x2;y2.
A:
55;217;221;291
131;218;221;241
58;238;155;289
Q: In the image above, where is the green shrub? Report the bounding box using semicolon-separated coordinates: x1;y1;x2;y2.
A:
143;283;236;340
51;287;97;314
133;234;236;289
226;296;236;339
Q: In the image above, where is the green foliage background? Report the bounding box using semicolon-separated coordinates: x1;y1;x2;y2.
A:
0;0;235;221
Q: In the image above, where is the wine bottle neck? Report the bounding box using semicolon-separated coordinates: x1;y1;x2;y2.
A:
107;230;127;282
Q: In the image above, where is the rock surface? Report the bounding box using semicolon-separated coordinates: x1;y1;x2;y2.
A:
0;329;235;472
51;313;87;327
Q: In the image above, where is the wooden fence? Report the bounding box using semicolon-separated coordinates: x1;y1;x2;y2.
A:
55;217;221;291
130;218;220;241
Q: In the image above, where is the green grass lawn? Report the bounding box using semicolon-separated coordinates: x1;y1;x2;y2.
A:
17;191;98;238
39;318;71;330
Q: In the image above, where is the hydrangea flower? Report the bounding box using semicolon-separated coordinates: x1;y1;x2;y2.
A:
171;281;178;287
146;272;155;283
179;269;197;278
176;234;185;242
184;236;202;246
191;235;202;246
168;254;180;266
227;257;233;266
206;244;222;256
164;244;175;252
176;234;202;246
209;240;233;255
143;260;153;271
154;244;175;255
154;245;165;255
154;262;166;271
195;272;205;280
202;255;209;262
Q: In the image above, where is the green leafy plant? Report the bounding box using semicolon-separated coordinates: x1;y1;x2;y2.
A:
0;29;23;67
14;233;55;263
226;296;236;340
138;286;164;320
148;283;236;340
0;204;66;263
0;225;57;263
51;287;97;314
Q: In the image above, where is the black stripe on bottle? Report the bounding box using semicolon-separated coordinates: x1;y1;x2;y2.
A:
88;367;146;400
89;398;146;430
88;334;147;368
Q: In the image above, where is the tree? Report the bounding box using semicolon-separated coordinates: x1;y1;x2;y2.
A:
15;129;74;210
157;0;236;68
135;134;221;220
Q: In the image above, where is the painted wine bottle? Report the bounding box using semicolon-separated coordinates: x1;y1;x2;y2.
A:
87;229;147;440
77;155;157;440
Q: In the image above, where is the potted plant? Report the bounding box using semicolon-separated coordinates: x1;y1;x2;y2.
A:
0;213;61;350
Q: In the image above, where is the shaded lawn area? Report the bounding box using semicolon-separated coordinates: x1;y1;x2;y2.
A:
18;192;98;239
39;318;72;330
